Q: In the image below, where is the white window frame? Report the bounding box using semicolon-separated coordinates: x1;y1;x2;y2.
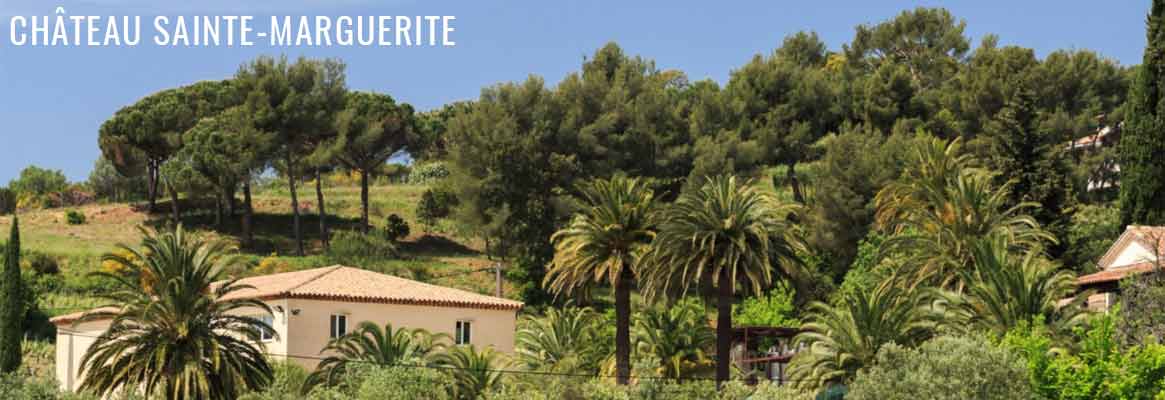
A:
258;315;275;342
330;314;348;339
455;320;472;345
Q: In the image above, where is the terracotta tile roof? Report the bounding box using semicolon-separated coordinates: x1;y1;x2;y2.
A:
49;307;122;326
52;265;522;326
1077;262;1157;285
254;265;524;310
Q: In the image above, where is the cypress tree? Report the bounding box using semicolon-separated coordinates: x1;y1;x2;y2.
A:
1121;0;1165;226
987;86;1073;255
0;216;22;372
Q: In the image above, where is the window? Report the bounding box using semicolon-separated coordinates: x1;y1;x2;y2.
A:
330;314;348;339
258;315;275;342
455;320;472;345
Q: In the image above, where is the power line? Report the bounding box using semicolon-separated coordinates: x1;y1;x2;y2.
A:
52;330;807;383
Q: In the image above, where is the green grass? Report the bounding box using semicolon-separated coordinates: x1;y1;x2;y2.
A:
0;180;517;308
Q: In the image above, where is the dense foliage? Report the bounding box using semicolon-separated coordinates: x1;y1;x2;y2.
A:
10;3;1165;399
847;335;1033;400
1121;0;1165;226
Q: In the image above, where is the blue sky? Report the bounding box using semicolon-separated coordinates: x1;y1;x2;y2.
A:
0;0;1150;183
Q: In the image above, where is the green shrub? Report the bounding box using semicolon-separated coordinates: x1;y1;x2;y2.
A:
0;189;14;215
65;210;85;225
847;335;1032;400
408;162;450;184
327;231;399;265
21;252;59;275
749;382;814;400
1005;309;1165;400
733;282;798;328
384;214;410;241
416;189;456;232
355;366;450;400
240;361;310;400
0;372;95;400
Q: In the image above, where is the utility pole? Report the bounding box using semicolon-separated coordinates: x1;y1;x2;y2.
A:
494;263;503;298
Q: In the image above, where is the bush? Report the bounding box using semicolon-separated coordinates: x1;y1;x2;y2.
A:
1006;309;1165;400
65;210;85;225
733;282;798;328
47;187;95;208
354;366;450;400
384;214;410;241
239;361;310;400
416;189;456;232
22;252;59;275
0;372;95;400
0;189;14;215
327;230;399;265
847;335;1033;400
408;162;450;184
253;256;293;275
749;382;814;400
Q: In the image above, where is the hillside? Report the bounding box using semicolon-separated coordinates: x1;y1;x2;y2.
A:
0;181;518;319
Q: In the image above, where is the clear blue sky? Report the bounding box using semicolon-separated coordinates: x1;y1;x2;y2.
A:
0;0;1150;183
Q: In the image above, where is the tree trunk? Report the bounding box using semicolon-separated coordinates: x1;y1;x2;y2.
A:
360;170;371;233
242;179;253;248
168;183;180;224
147;162;158;212
716;269;733;388
787;161;804;204
213;194;223;226
287;149;304;257
615;267;632;385
224;187;236;217
316;168;329;250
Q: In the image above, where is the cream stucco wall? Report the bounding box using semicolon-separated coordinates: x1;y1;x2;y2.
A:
1111;241;1157;269
280;298;518;370
55;319;108;392
54;298;518;391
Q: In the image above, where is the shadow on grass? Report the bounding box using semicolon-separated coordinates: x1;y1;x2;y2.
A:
143;199;363;256
397;234;480;257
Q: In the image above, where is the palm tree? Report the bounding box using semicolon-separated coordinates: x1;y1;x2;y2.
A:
305;321;448;391
633;298;715;380
875;136;1053;287
433;345;506;400
514;306;608;373
641;175;804;386
935;235;1087;337
79;226;275;400
787;281;937;391
543;175;657;385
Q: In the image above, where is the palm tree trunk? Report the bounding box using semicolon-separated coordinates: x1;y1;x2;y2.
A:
716;270;733;388
242;179;253;248
787;161;804;204
361;169;370;233
287;149;304;256
316;168;329;250
615;268;632;385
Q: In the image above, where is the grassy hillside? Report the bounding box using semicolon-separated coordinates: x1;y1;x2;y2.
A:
0;181;517;318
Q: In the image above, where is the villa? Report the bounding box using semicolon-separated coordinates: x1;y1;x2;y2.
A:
49;265;523;392
1076;225;1165;310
